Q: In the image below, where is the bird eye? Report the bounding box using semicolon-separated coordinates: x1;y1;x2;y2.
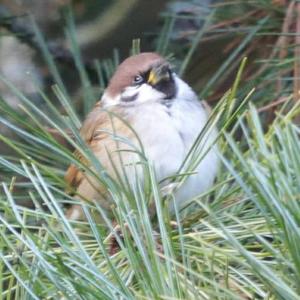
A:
133;75;144;84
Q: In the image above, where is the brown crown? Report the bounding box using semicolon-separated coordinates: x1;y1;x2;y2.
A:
105;52;165;97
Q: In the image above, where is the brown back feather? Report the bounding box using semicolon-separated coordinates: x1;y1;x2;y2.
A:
65;101;108;190
64;101;129;192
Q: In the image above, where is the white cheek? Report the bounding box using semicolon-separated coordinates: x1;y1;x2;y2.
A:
101;92;120;107
120;86;139;101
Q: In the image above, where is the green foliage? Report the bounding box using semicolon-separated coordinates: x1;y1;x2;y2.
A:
1;2;300;299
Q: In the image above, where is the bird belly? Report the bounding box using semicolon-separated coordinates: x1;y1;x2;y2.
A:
168;99;219;210
131;100;218;211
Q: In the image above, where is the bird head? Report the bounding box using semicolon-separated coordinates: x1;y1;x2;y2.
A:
102;52;178;107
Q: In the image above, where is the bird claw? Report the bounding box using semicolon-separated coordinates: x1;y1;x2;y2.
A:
105;221;178;255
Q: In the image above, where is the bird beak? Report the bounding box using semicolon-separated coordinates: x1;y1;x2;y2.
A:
147;64;171;86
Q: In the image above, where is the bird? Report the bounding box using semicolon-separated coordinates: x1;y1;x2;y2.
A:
65;52;219;220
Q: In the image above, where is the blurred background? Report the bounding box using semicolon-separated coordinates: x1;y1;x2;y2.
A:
0;0;295;144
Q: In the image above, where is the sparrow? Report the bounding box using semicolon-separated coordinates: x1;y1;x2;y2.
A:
65;52;218;220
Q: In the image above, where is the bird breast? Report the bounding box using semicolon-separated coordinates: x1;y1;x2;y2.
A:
131;97;211;174
129;95;218;208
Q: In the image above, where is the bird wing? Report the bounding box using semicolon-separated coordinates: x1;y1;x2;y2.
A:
64;101;110;192
64;101;131;196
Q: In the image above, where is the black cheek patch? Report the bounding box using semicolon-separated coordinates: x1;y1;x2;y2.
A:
121;93;138;102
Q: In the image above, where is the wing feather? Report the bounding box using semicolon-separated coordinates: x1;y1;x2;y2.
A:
65;101;109;190
64;100;134;212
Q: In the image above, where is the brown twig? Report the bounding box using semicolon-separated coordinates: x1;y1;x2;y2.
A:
247;2;295;84
277;1;295;94
46;127;73;136
177;9;260;40
208;9;260;31
257;96;289;113
294;3;300;106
